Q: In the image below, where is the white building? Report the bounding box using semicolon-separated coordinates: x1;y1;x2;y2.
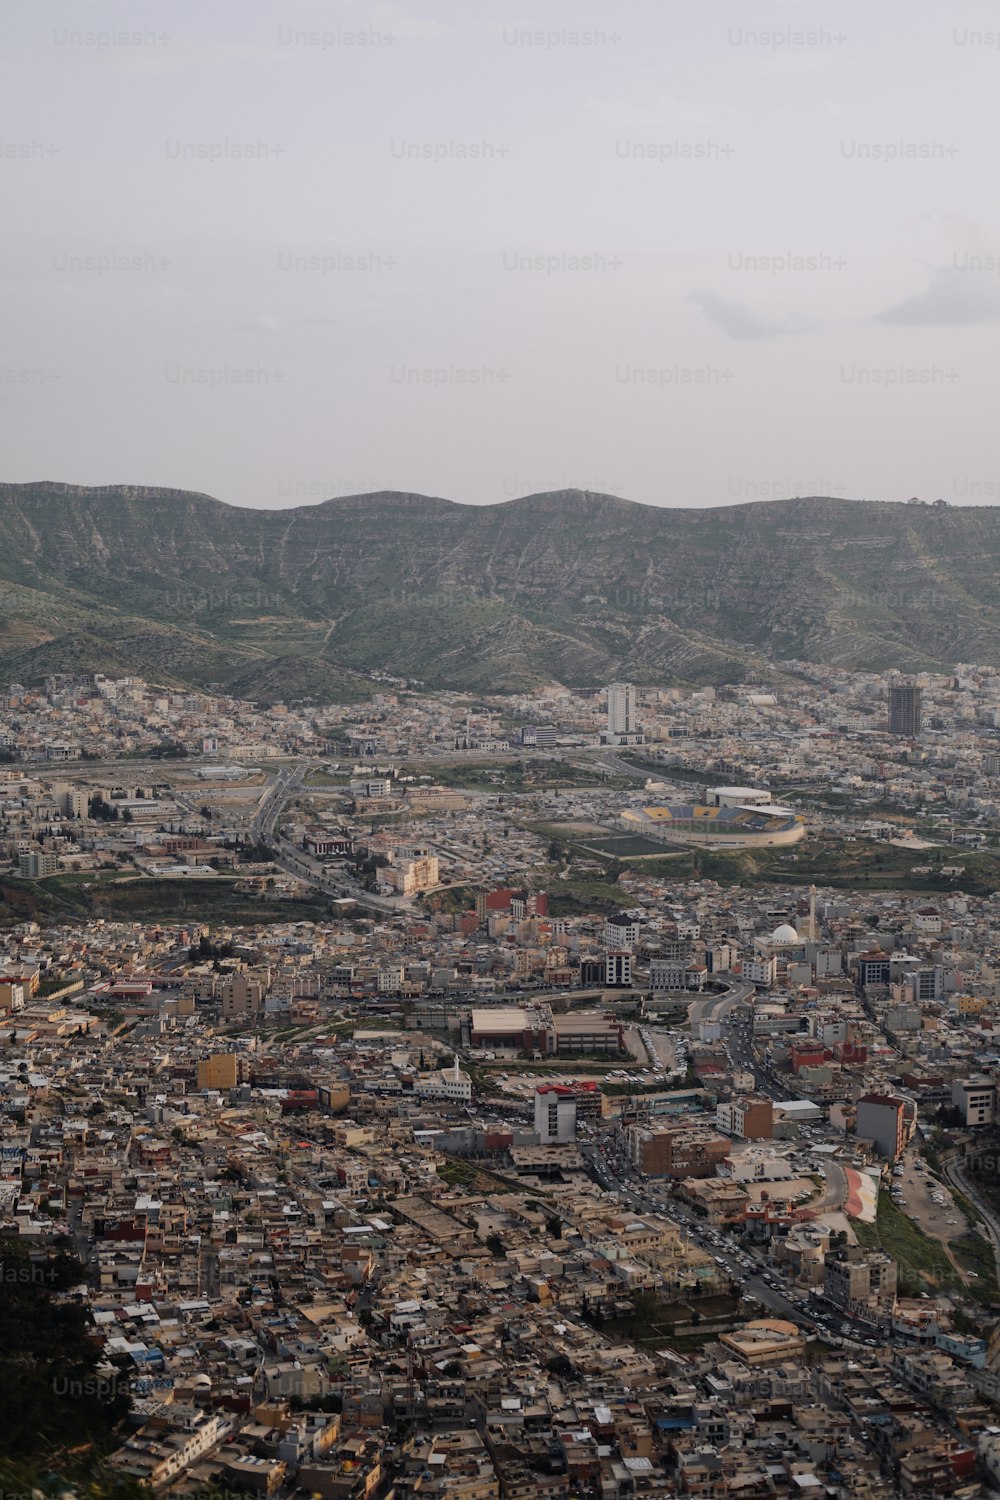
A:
416;1058;473;1104
951;1076;995;1128
742;955;778;988
605;915;640;950
602;682;642;745
707;786;773;809
534;1085;577;1144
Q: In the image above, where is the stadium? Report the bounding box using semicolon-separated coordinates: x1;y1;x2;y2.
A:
617;800;806;850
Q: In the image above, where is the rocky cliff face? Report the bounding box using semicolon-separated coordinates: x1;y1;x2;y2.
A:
0;483;996;697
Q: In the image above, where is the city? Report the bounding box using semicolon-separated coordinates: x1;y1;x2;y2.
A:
3;670;1000;1494
5;5;1000;1495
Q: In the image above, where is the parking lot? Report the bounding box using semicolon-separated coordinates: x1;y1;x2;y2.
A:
894;1152;961;1242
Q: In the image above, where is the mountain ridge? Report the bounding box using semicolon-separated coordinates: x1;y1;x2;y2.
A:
0;482;996;700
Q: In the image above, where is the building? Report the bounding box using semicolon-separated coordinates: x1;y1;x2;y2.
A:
379;853;439;896
741;955;778;989
468;1005;542;1053
416;1058;472;1104
899;966;944;1004
649;956;688;992
304;831;353;858
716;1096;774;1141
706;786;773;809
855;1092;916;1161
824;1244;897;1319
18;849;59;879
220;971;267;1022
605;913;640;950
605;951;633;988
951;1076;995;1128
603;681;642;744
854;950;892;989
534;1085;577;1144
197;1053;240;1091
889;682;922;737
0;980;26;1012
627;1122;730;1179
718;1319;807;1367
551;1012;626;1056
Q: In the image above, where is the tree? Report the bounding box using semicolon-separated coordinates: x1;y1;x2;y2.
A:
485;1233;506;1258
546;1214;563;1240
0;1237;130;1460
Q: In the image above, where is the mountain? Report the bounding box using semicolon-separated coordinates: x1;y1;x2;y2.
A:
0;482;998;698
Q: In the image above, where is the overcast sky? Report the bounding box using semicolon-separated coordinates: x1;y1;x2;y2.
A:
3;0;1000;510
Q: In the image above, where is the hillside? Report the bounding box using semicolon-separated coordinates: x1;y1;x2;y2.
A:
0;483;997;696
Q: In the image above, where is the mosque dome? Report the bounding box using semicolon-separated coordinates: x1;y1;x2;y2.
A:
771;923;799;943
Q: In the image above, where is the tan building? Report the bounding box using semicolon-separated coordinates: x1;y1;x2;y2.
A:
678;1177;748;1224
823;1244;897;1317
197;1053;240;1090
379;854;440;896
719;1318;807;1367
0;980;26;1012
220;970;267;1021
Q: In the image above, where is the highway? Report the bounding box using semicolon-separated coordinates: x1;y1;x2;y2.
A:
250;760;407;915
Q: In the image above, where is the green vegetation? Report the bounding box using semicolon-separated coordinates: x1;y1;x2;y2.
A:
694;839;1000;898
851;1216;880;1250
951;1232;1000;1299
408;758;640;793
0;1238;130;1469
478;1056;629;1074
575;834;684;858
418;884;477;914
862;1191;999;1306
547;881;629;915
537;810;1000;896
8;484;1000;697
303;768;352;786
0;875;332;927
437;1160;476;1187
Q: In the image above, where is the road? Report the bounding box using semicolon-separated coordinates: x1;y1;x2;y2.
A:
251;760;407;915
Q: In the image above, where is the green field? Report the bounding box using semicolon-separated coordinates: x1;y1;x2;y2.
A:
860;1191;999;1306
535;826;1000;898
547;881;635;914
0;875;332;928
578;834;685;858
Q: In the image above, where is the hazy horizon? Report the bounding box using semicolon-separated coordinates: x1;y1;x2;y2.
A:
3;0;1000;509
4;479;998;514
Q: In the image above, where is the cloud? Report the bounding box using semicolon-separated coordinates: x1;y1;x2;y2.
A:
689;291;798;341
875;267;1000;326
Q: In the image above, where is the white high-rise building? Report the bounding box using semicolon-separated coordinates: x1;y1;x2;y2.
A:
604;681;642;744
607;681;635;736
534;1085;577;1144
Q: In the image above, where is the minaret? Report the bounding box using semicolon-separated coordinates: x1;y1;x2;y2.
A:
808;885;817;943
